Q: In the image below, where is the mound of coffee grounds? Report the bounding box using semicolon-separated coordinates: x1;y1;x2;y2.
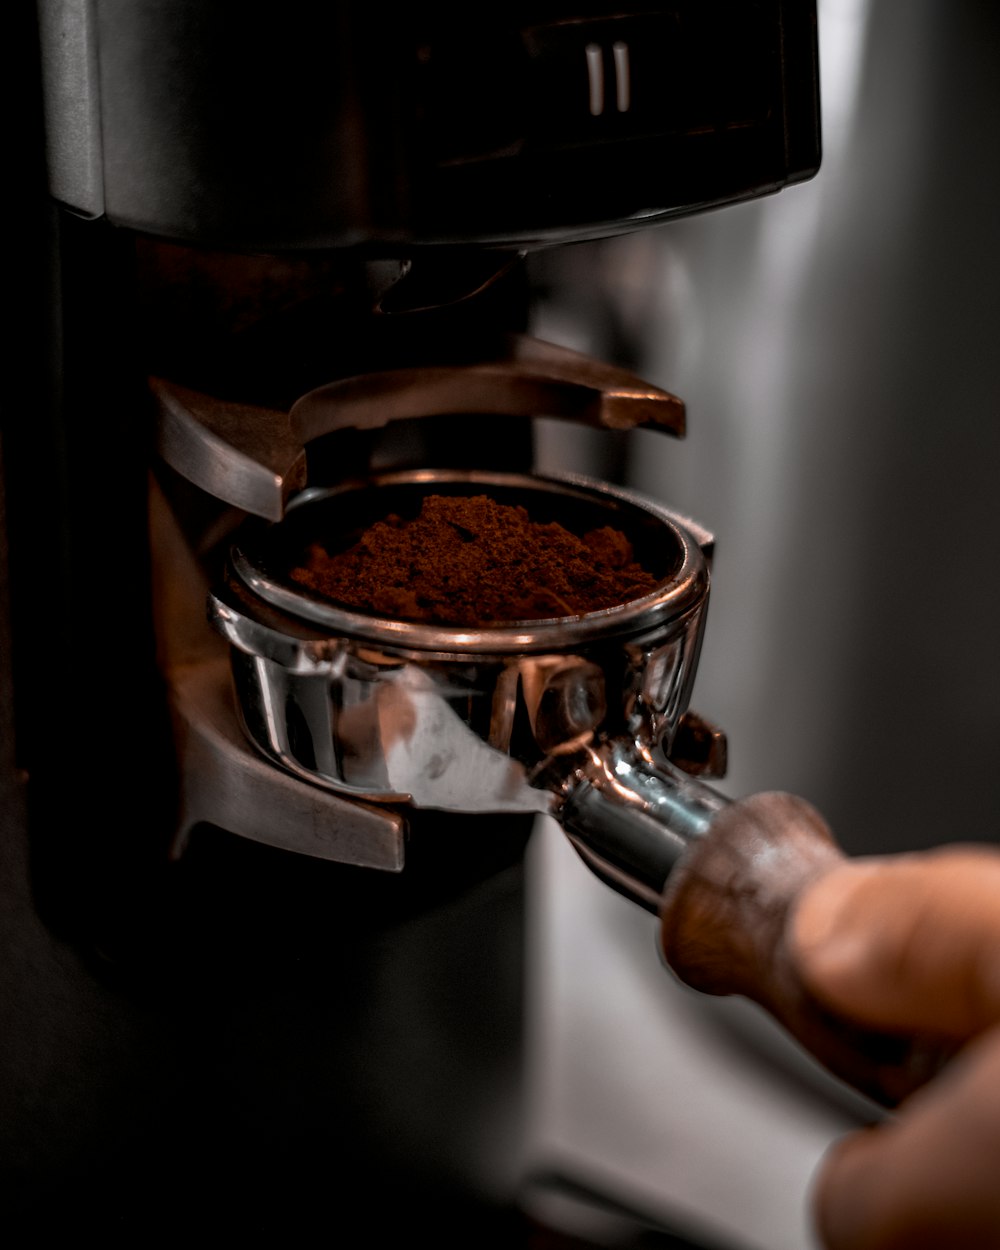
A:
289;493;659;625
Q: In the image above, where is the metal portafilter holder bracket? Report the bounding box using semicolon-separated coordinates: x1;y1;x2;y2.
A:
150;334;953;1110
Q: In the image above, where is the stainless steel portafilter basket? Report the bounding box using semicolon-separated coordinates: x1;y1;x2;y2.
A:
208;467;730;914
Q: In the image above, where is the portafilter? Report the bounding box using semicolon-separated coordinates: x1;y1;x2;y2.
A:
152;338;951;1109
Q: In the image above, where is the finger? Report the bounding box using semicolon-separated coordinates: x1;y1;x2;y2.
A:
813;1025;1000;1250
788;845;1000;1037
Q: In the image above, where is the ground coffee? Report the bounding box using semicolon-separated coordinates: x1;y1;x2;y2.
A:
289;493;659;625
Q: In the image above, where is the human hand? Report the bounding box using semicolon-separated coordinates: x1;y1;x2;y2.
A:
789;845;1000;1249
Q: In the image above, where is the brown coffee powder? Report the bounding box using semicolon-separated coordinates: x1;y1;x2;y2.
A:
289;493;660;625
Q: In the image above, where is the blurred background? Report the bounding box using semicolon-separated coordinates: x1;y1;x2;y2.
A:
528;0;1000;858
517;11;1000;1243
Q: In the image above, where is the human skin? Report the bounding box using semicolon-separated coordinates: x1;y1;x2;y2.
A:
788;847;1000;1250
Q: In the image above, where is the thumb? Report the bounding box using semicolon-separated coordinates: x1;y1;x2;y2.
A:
788;845;1000;1038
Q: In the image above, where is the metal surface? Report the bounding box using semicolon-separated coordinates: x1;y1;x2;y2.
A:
150;334;686;521
34;1;821;250
168;654;406;869
36;0;103;214
559;741;730;913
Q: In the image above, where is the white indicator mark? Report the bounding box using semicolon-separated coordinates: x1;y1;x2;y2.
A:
585;42;604;115
613;41;630;112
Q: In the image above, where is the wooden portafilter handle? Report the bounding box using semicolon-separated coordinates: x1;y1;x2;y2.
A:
658;790;955;1108
558;759;954;1109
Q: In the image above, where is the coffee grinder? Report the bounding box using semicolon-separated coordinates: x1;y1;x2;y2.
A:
1;2;891;1238
7;2;821;937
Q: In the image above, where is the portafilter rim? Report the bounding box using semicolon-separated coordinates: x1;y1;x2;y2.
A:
227;467;711;656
